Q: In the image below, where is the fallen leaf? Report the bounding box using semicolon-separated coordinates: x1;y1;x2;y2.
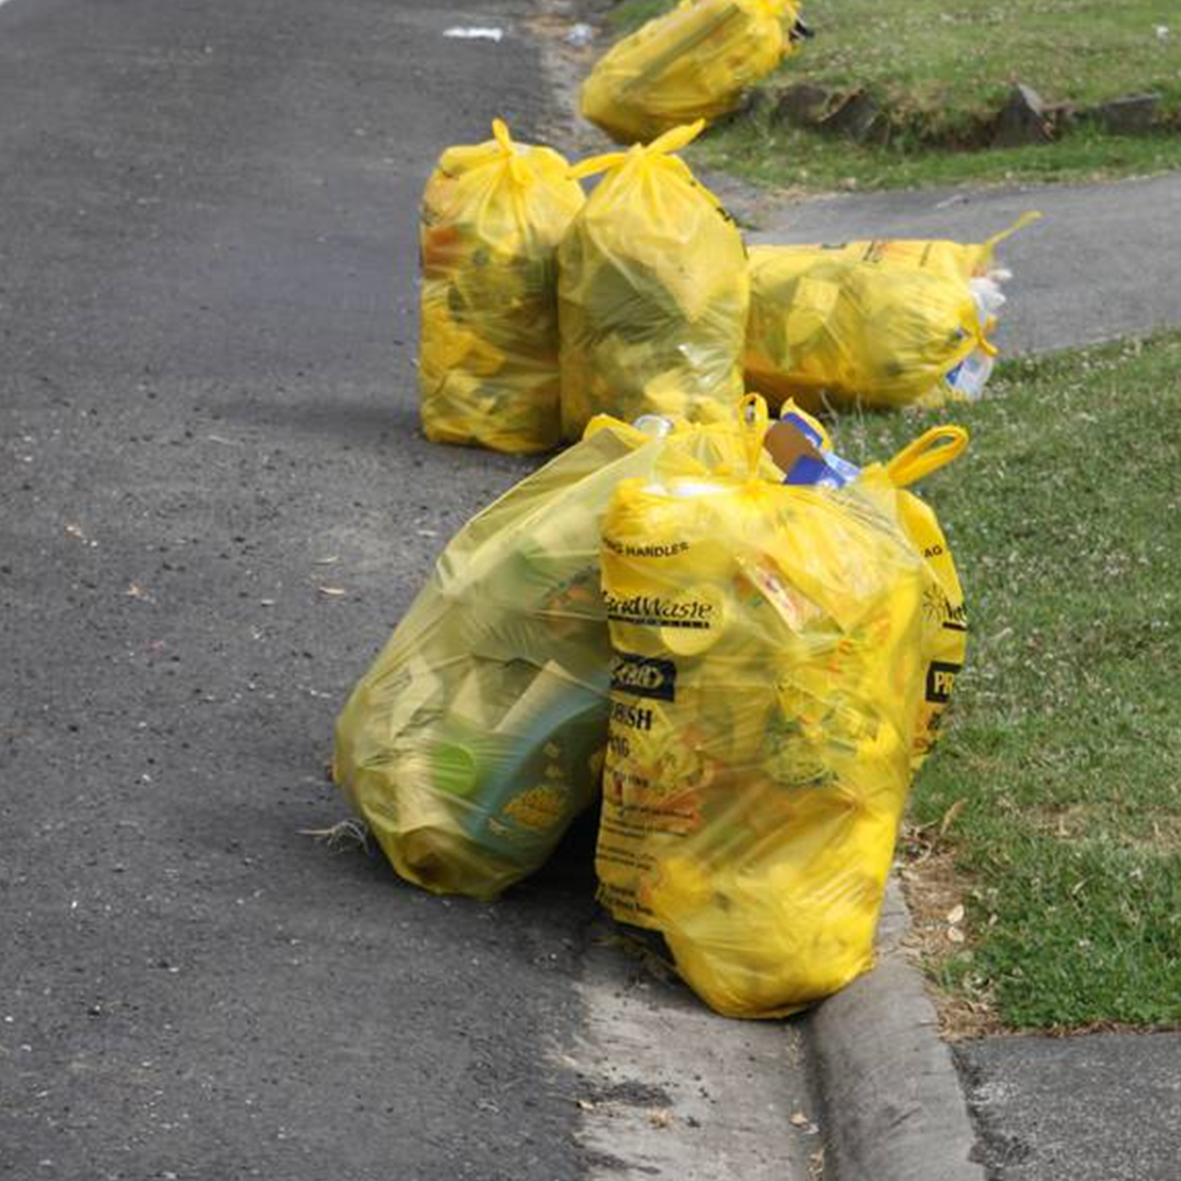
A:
947;926;966;944
318;586;347;597
576;1098;596;1112
790;1111;811;1127
126;582;149;599
939;799;967;837
946;904;965;925
648;1109;671;1129
809;1147;826;1179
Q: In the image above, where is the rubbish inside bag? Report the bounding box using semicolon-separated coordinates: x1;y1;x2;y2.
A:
595;396;969;1017
765;401;861;489
418;119;584;454
581;0;806;145
333;408;789;901
744;213;1040;412
558;121;749;441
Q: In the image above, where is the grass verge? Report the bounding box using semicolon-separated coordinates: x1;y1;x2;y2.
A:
829;334;1181;1030
603;0;1181;190
693;117;1181;193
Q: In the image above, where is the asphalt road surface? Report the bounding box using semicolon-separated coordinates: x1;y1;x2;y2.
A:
0;3;815;1180
957;1034;1181;1181
0;2;593;1178
10;3;1176;1180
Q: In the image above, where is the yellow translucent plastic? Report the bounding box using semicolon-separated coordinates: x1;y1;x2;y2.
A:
419;120;585;454
888;426;970;766
744;216;1039;412
334;411;786;901
595;396;968;1017
558;122;749;440
581;0;803;145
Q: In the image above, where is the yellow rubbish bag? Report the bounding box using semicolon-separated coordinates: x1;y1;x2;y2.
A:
744;215;1040;412
558;121;749;440
419;119;585;454
334;411;788;901
887;426;970;767
595;396;968;1017
581;0;804;145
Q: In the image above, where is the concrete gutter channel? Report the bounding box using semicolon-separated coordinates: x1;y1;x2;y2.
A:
533;8;1181;1180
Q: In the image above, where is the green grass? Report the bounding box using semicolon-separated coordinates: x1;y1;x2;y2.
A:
604;0;1181;190
828;335;1181;1029
608;0;675;32
693;118;1181;192
784;0;1180;118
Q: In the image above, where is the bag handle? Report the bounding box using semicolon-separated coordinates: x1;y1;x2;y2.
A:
571;119;707;181
885;425;969;488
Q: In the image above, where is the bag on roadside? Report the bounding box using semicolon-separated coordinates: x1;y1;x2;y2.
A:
334;412;788;901
744;215;1039;412
595;396;968;1017
581;0;805;145
558;121;749;440
419;120;585;454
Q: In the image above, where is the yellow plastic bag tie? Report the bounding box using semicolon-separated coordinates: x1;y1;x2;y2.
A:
571;119;707;180
984;210;1043;253
490;118;529;186
965;213;1041;362
885;426;969;488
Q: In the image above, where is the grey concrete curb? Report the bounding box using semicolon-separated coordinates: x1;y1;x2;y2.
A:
801;879;985;1181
